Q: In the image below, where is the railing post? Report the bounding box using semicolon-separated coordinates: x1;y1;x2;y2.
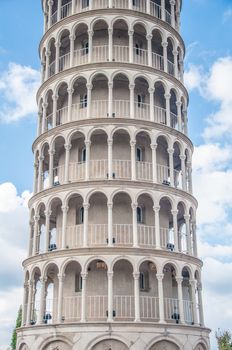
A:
64;143;72;183
57;274;65;322
176;276;185;324
149;87;155;121
168;148;174;187
61;206;69;249
157;273;165;323
48;149;55;187
38;277;47;324
130;140;136;180
45;210;51;252
171;209;179;251
81;273;88;322
133;272;140;322
129;84;135;119
153;206;160;248
67;88;74;122
107;203;113;247
107;271;114;322
151;143;157;183
132;203;139;247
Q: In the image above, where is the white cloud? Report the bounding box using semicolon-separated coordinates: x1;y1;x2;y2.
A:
0;63;40;123
184;64;204;91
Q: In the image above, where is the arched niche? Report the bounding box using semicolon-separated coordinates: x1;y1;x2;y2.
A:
149;340;180;350
43;340;71;350
91;339;129;350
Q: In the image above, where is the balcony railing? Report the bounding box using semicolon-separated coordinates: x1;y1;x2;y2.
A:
140;296;159;321
114;295;135;320
88;224;108;246
87;295;108;320
164;297;179;322
138;225;156;247
63;295;81;322
66;225;83;248
113;224;133;245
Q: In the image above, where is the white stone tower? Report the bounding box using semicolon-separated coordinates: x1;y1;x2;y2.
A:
17;1;211;349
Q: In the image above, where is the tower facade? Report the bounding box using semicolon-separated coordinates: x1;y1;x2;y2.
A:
17;1;210;349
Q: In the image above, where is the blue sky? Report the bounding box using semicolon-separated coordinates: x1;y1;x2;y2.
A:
0;0;232;349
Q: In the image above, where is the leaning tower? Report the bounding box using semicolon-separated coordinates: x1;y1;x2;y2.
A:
17;1;211;349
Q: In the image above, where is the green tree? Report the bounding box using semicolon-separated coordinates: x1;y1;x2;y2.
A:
11;306;22;350
216;329;232;350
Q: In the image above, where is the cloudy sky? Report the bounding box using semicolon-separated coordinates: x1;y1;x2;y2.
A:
0;0;232;349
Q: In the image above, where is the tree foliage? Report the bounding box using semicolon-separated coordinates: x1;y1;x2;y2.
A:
216;329;232;350
11;306;22;350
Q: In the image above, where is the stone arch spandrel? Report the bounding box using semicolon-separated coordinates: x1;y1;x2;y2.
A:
91;339;129;350
43;341;71;350
149;340;179;350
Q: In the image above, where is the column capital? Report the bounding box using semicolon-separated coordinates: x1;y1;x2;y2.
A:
83;203;90;210
164;93;171;100
107;271;114;279
39;277;48;284
34;215;40;222
148;87;155;94
39;155;44;162
190;279;197;288
52;93;59;101
85;140;91;147
168;148;174;155
69;34;76;41
162;41;168;48
170;0;176;5
81;272;88;280
130;140;136;147
107;139;113;146
88;30;94;37
45;50;51;58
153;206;160;213
131;203;137;210
180;154;186;161
184;214;190;221
150;143;157;150
156;273;164;281
146;34;153;40
48;0;54;5
64;143;72;151
176;100;182;107
61;205;69;214
171;209;178;216
48;149;55;156
58;273;66;282
133;272;140;280
129;83;135;90
175;276;183;285
108;82;113;89
55;40;61;48
108;28;113;35
44;209;52;217
42;101;48;109
197;282;202;291
128;30;134;36
107;202;113;209
86;83;93;90
67;88;74;95
172;50;178;56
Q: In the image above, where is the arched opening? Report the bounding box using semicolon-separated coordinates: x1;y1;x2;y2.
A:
182;267;194;324
88;192;108;246
90;130;108;179
177;202;187;254
61;0;72;19
66;194;84;248
92;20;109;62
151;29;163;70
163;263;178;323
45;90;53;131
62;261;82;322
113;192;132;246
48;38;56;77
71;76;88;120
154;82;166;124
136;131;152;181
92;339;129;350
137;194;155;247
86;259;108;321
170;89;178;129
57;82;68;125
159;197;174;250
48;198;63;250
113;19;129;62
74;23;89;66
156;136;169;185
134;77;150;120
113;259;134;320
52;136;66;186
112;73;130;118
41;143;50;190
112;130;131;179
51;0;58;25
139;261;159;321
150;0;162;18
69;131;86;181
173;142;182;189
149;340;179;350
42;264;59;324
91;73;109;118
59;29;70;72
165;0;172;25
167;37;174;75
133;23;148;65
